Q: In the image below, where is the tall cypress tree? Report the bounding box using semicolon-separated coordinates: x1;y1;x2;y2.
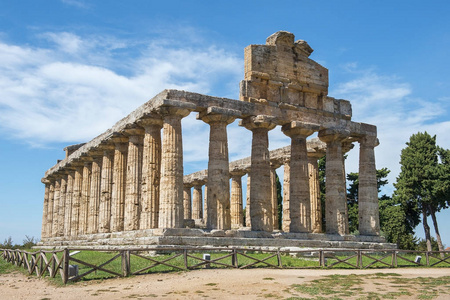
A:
393;132;449;252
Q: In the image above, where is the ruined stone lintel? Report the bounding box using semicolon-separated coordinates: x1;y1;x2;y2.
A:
318;128;350;235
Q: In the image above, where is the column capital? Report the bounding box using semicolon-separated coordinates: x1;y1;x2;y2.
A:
318;128;350;143
229;169;247;177
123;127;145;137
358;134;379;148
191;179;207;187
199;113;236;125
109;135;129;145
239;115;277;131
159;106;191;118
98;143;116;152
137;116;163;128
282;121;320;138
183;182;193;189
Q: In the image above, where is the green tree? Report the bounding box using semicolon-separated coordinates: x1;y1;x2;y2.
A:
393;132;450;252
276;173;283;230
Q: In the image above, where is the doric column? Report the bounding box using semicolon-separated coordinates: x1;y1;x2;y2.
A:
308;153;323;233
71;165;83;236
47;180;55;238
111;137;128;232
79;160;92;235
64;170;75;237
358;134;380;236
41;179;50;239
282;159;290;232
282;122;319;233
98;144;115;233
57;175;67;237
159;107;190;228
319;128;350;235
87;152;103;234
51;178;61;237
191;180;205;219
203;184;208;222
241;115;277;232
270;161;282;230
138;117;163;230
230;169;246;229
200;112;236;230
183;184;192;220
245;172;251;227
124;128;145;231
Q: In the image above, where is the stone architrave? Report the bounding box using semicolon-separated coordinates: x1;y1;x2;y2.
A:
308;154;323;233
358;134;380;236
111;137;128;232
40;180;50;239
200;111;236;230
282;122;319;232
124;128;145;231
79;160;92;235
70;166;83;236
46;181;55;238
98;145;115;233
87;153;103;234
241;115;277;232
64;170;75;236
158;107;190;228
191;181;205;219
138;117;163;229
319;128;350;235
230;169;246;229
51;178;61;237
282;159;290;232
183;184;192;220
57;176;67;237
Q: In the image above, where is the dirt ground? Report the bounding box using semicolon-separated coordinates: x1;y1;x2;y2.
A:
1;268;449;299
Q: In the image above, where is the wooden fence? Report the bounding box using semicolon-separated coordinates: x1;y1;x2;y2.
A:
2;247;449;284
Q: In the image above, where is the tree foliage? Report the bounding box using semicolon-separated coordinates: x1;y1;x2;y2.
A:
393;132;450;251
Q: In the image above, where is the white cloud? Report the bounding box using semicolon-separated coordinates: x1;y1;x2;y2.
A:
0;32;243;148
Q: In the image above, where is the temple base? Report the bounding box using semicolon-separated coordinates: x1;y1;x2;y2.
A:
36;228;396;250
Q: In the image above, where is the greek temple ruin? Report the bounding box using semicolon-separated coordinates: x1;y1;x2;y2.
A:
39;31;394;249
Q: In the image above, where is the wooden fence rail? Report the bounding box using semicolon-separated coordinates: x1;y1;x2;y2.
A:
2;247;449;284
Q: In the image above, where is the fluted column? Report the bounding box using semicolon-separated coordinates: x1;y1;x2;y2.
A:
138;117;163;229
245;172;251;227
319;128;350;235
111;137;128;232
64;170;75;237
47;181;55;238
183;184;192;220
41;180;50;239
57;176;67;237
358;134;380;236
282;160;290;232
192;181;205;219
308;154;323;233
159;107;190;228
51;178;61;237
79;160;92;235
270;162;282;230
200;112;235;230
98;145;115;233
230;170;246;229
241;115;277;232
282;122;318;233
71;166;83;236
124;128;145;231
88;153;103;234
203;185;208;222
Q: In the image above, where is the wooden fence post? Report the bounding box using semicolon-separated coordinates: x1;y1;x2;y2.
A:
232;249;238;268
63;248;69;284
121;250;130;277
183;249;188;269
277;250;283;268
426;252;430;266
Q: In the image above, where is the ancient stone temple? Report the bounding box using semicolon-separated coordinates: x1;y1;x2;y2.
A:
39;31;394;249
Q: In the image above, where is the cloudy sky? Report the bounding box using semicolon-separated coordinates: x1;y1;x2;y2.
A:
1;0;449;246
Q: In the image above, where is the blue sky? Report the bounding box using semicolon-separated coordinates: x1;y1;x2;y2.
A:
1;0;449;247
